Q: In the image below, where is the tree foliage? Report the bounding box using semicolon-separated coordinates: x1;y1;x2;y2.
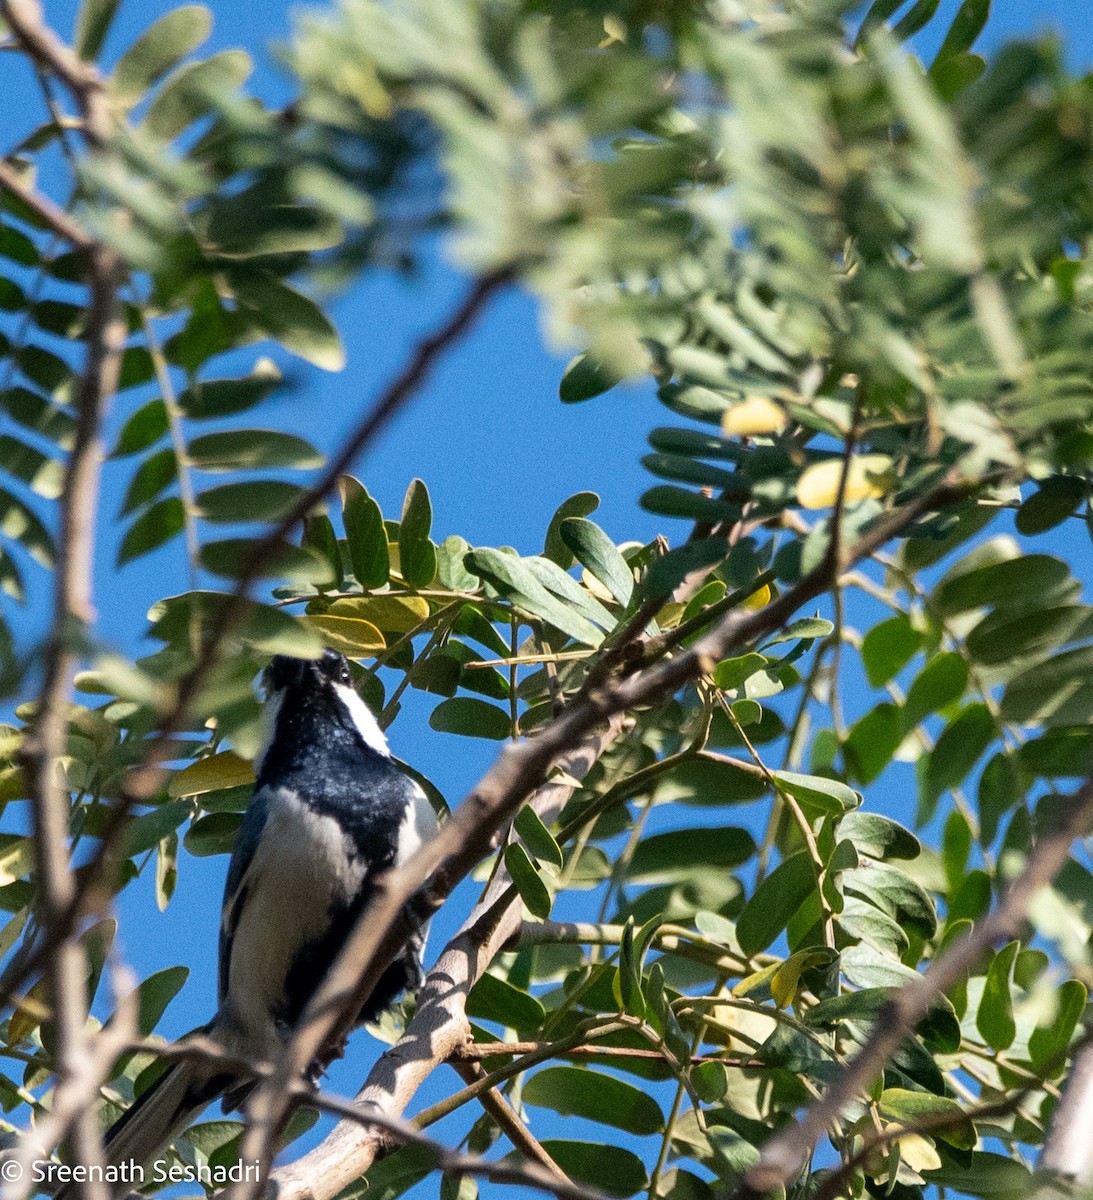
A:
0;0;1092;1198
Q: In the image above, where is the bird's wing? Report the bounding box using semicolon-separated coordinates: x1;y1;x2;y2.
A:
218;786;272;1005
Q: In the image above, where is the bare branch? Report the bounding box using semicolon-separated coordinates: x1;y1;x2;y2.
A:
730;774;1093;1199
1040;1039;1093;1183
1;4;126;1192
0;158;92;247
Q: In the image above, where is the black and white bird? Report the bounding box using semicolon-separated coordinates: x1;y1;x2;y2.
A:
94;648;438;1176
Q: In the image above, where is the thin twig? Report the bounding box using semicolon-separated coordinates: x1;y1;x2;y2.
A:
0;158;91;247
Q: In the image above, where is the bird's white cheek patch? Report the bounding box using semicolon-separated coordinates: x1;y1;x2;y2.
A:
333;683;390;756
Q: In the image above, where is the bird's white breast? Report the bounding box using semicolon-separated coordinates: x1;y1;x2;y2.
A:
224;786;367;1055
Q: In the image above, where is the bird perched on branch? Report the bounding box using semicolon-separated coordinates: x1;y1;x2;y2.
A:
79;649;439;1185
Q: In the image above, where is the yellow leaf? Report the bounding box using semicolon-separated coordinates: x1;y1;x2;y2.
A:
303;614;386;657
169;752;255;799
581;569;615;604
0;837;33;885
722;395;788;436
0;766;26;803
9;980;48;1045
743;584;771;610
796;454;894;510
895;1132;941;1173
327;594;429;632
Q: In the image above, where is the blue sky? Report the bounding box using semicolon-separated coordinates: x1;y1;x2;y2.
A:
2;0;1093;1192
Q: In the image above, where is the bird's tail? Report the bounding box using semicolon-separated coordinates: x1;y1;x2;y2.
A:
54;1056;233;1200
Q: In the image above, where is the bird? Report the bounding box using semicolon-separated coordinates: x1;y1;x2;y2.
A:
83;648;439;1182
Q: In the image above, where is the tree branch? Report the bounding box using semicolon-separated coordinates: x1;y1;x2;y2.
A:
1;5;126;1194
0;158;92;247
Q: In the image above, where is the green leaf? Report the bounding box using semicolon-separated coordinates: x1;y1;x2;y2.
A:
121;448;176;515
111;399;168;458
0;435;64;499
514;805;563;870
639;537;727;602
144;50;253;142
901;652;967;731
774;771;860;817
977;940;1018;1050
560;518;633;604
879;1088;975;1150
464;548;603;646
188;430;323;472
524;1067;663;1135
862;615;923;687
1001;646;1093;726
399;479;436;588
504;843;551;918
934;552;1074;616
843;862;937;939
149;592;323;657
652;757;765;806
0;387;75;449
966;604;1090;666
978;752;1024;844
559;353;623;403
1019;728;1093;779
134;966;188;1036
543;492;599;567
304;615;385;658
75;0;121;60
1029;979;1086;1072
713;654;769;692
112;5;212;104
302;513;343;589
736;851;816;957
923;1151;1033;1200
0;486;51;566
179;368;280;420
933;0;990;62
199;539;325;582
844;703;902;785
118;498;185;564
339;476;388;588
921;703;995;816
628;827;755;884
523;556;615;632
838;813;920;861
228;270;344;371
640;485;739;524
0;226;38;269
1014;476;1086;535
429;696;510;740
761;617;833;648
535;1142;646;1198
892;0;942;41
184;812;241;856
197;480;306;524
466;971;545;1029
119;801;191;860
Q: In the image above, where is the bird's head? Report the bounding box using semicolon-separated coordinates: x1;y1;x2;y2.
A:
264;647;354;694
257;648;390;768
